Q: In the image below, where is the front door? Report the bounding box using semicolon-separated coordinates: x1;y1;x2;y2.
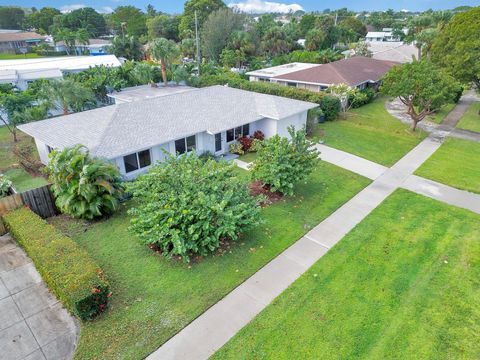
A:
214;132;223;154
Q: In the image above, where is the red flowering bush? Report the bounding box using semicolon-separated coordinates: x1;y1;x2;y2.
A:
238;136;253;151
253;130;265;141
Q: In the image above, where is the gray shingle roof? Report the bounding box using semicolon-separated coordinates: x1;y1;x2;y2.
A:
18;85;317;159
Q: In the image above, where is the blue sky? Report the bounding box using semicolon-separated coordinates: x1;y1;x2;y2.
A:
5;0;480;14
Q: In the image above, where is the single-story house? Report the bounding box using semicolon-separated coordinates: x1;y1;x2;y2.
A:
342;42;418;64
52;39;112;56
107;84;196;104
18;85;318;180
247;62;320;83
248;57;398;91
0;31;45;54
0;55;122;90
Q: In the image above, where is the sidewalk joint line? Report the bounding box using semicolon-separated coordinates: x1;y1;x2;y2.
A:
304;235;330;249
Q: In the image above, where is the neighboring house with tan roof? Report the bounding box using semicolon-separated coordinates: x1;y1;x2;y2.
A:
0;31;45;54
18;85;318;180
247;57;398;92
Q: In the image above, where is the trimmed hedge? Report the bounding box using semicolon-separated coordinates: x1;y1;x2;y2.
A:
3;207;109;321
192;74;341;121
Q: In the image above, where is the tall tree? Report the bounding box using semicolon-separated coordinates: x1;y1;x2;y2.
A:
381;60;458;131
179;0;226;39
109;6;147;38
0;7;25;30
39;79;94;115
415;28;438;59
24;7;61;33
149;38;180;86
146;14;180;41
261;27;292;57
201;8;244;61
54;7;106;37
299;13;317;37
338;17;367;40
431;7;480;88
305;28;326;51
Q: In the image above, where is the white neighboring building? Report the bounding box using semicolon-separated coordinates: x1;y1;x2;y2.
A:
18;85;317;180
52;39;112;56
246;62;319;82
0;55;122;90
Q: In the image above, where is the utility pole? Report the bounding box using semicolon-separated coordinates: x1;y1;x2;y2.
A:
333;12;338;50
195;10;201;76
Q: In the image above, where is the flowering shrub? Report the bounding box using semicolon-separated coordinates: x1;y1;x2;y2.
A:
0;174;12;198
249;138;263;152
229;141;244;155
253;130;265;141
238;136;253;152
127;152;262;262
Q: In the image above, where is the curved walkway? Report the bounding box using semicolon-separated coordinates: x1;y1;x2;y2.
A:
385;90;480;143
0;234;79;360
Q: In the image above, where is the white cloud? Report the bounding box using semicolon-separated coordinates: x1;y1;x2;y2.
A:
60;4;87;13
98;6;114;14
228;0;303;14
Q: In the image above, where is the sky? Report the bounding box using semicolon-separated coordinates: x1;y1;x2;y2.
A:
4;0;480;14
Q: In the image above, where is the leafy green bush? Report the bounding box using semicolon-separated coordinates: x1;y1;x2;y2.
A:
3;207;109;320
252;126;319;196
0;174;12;198
127;152;262;262
350;88;376;108
46;145;124;220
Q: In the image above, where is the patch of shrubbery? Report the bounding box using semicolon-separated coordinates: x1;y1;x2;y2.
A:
3;207;110;320
252;126;319;196
0;174;12;198
127;152;262;262
229;130;265;155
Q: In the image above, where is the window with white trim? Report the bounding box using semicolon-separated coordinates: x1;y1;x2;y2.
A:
123;149;151;173
175;135;196;155
226;124;250;142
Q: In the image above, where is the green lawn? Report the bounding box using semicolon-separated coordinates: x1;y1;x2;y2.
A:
456;102;480;133
214;189;480;359
0;126;47;191
415;137;480;194
49;161;370;359
0;53;42;60
426;103;456;124
3;168;48;192
312;98;427;166
238;152;258;163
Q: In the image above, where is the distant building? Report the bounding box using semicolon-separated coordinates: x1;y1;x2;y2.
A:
247;57;398;91
365;28;408;42
0;55;122;90
0;31;45;54
343;42;418;63
51;39;112;56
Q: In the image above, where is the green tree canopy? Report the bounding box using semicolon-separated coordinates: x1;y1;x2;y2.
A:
53;7;106;37
149;37;180;86
127;152;261;262
38;78;94;115
201;8;244;61
109;35;143;61
24;7;61;33
0;6;25;30
431;7;480;87
109;6;147;38
179;0;226;39
46;145;124;220
381;60;458;131
146;14;180;41
305;28;326;51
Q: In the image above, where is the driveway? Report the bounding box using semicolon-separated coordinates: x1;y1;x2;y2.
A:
0;233;79;360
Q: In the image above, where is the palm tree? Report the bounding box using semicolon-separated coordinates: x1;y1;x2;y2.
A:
149;38;180;86
54;28;76;55
39;79;94;115
75;28;90;55
46;145;124;220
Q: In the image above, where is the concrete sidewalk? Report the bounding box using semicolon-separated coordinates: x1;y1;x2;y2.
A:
148;135;445;360
0;234;79;360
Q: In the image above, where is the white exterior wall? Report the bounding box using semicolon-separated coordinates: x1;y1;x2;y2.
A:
254;118;277;138
276;112;308;139
34;138;50;165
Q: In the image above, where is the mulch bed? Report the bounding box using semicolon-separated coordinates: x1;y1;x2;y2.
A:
249;180;283;205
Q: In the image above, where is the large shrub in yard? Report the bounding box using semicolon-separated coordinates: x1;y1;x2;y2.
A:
127;152;262;262
3;207;110;320
252;126;319;196
46;145;124;220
